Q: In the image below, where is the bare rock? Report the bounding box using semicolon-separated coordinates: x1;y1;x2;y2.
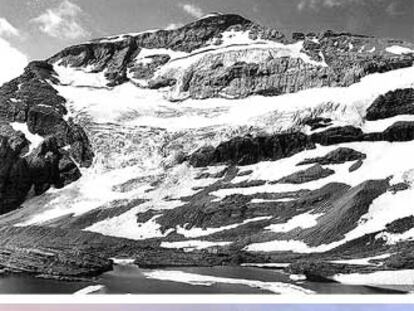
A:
298;147;367;166
366;88;414;121
275;164;335;184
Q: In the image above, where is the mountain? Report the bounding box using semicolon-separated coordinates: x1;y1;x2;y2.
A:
0;13;414;286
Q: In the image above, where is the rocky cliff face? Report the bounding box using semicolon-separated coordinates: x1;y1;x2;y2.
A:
1;13;414;285
0;61;93;213
45;13;413;101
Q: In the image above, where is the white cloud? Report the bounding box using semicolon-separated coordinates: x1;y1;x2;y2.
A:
298;0;353;10
31;0;89;40
297;0;387;11
0;18;20;37
181;3;205;18
0;37;28;85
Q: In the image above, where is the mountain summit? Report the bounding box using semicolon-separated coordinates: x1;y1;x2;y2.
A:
0;14;414;287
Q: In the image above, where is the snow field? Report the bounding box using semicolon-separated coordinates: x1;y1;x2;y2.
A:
241;141;414;253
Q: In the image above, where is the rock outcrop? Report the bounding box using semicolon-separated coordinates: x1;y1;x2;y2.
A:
48;14;257;86
44;14;413;100
0;61;93;214
189;121;414;168
274;164;335;184
366;88;414;121
297;147;367;166
189;132;315;167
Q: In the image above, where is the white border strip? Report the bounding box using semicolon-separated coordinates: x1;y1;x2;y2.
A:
0;295;414;304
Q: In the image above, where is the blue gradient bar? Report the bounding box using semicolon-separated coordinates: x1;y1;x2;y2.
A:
1;305;414;311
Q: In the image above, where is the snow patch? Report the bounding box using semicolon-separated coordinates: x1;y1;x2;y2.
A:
54;64;110;88
290;274;307;281
362;115;414;133
74;285;105;295
84;164;220;240
88;214;173;241
376;229;414;245
143;270;314;294
333;270;414;285
176;216;272;238
266;212;323;233
330;253;392;266
10;122;44;154
245;239;312;253
160;240;231;250
386;46;414;55
110;258;136;265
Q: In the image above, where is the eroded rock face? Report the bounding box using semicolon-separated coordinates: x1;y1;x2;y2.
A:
188;120;414;168
297;179;390;246
168;52;413;101
176;57;332;100
378;121;414;142
0;130;31;213
297;147;367;166
275;164;335;184
189;132;315;167
366;88;414;121
311;126;364;145
48;14;257;86
45;14;413;100
0;61;93;214
0;127;83;214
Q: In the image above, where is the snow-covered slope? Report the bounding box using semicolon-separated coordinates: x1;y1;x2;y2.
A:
1;13;414;285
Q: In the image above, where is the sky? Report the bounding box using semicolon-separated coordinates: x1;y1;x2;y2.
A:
2;306;414;311
0;0;413;83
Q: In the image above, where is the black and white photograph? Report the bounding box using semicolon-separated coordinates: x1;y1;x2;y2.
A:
0;0;413;296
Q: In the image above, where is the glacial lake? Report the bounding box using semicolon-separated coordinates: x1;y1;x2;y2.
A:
0;265;407;294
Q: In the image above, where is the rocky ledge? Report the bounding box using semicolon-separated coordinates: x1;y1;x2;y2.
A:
0;225;270;279
188;120;414;167
366;88;414;121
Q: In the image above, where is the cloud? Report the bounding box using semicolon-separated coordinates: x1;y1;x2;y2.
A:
181;3;205;18
0;18;20;37
0;37;28;85
297;0;410;18
296;0;394;11
31;0;89;40
297;0;358;10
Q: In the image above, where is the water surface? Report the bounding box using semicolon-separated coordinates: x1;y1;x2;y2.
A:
0;265;406;294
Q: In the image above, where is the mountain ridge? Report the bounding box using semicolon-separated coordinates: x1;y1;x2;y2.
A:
0;13;413;287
